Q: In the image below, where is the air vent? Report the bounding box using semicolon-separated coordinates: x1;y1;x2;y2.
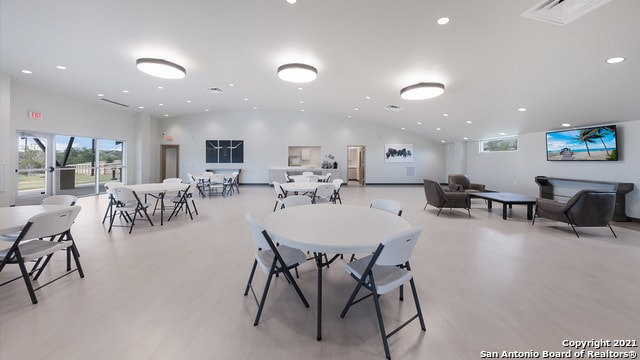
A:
522;0;612;25
406;166;416;177
100;98;129;107
206;87;224;94
384;104;403;112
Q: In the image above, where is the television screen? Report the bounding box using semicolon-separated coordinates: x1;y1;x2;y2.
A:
546;125;618;161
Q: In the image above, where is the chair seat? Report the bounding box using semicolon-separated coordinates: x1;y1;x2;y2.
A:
346;255;413;295
255;246;307;274
0;239;71;262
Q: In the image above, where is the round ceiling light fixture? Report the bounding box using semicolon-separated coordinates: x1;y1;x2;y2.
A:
136;58;186;79
400;82;445;100
277;63;318;83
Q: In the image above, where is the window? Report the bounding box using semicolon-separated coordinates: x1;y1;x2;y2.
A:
479;136;518;153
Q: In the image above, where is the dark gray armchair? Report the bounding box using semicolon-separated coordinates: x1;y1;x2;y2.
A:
532;190;617;238
423;179;471;217
447;174;485;193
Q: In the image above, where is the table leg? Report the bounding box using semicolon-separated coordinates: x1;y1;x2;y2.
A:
160;193;165;226
527;204;533;220
487;200;493;209
502;203;508;220
315;252;323;341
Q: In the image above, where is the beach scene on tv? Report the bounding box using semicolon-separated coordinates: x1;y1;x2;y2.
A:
546;126;618;161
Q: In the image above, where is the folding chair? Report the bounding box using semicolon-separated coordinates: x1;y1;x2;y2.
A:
370;199;403;216
109;187;154;233
102;181;124;224
243;213;309;326
272;182;288;211
331;179;344;204
167;182;198;221
340;227;426;360
0;206;85;304
312;183;337;204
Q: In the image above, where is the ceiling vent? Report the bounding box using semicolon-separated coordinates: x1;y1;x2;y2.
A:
384;104;403;112
100;98;129;108
521;0;613;25
206;87;224;94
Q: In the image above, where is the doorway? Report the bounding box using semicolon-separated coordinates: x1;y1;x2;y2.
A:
16;133;54;205
161;145;180;180
347;145;365;186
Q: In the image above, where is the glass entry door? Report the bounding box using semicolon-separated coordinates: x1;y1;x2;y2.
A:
16;134;53;205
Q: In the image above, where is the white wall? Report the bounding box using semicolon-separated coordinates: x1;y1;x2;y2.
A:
0;78;147;206
159;110;446;184
465;121;640;218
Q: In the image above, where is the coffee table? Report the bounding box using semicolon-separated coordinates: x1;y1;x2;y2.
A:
470;192;537;220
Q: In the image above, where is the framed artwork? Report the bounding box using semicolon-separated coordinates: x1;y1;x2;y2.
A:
206;140;244;163
385;144;414;163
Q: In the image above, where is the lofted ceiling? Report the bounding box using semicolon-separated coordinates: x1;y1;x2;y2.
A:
1;0;639;143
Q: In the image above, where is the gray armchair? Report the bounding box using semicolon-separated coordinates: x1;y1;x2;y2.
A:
532;190;617;238
423;179;471;217
447;174;485;193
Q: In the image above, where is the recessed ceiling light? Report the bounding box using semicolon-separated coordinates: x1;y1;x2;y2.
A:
228;83;235;87
159;103;164;106
122;90;129;93
518;107;527;112
253;107;258;110
401;127;406;130
562;123;571;127
298;87;303;90
417;122;422;125
606;57;625;64
299;100;304;104
97;93;104;97
158;86;164;89
499;132;506;135
441;140;446;143
56;65;67;70
138;106;144;109
287;0;297;4
365;96;371;100
437;17;450;25
466;120;472;124
463;137;469;140
347;115;352;118
277;63;318;83
443;113;449;117
244;98;249;101
186;100;192;103
164;114;169;117
205;109;210;112
21;70;32;74
354;107;359;111
436;127;441;131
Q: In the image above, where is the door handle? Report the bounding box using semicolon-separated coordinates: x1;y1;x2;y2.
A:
48;166;55;172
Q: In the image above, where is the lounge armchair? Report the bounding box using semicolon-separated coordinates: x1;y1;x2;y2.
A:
423;179;471;217
532;190;617;238
447;174;485;193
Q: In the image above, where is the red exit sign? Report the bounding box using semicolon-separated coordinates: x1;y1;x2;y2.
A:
28;111;42;120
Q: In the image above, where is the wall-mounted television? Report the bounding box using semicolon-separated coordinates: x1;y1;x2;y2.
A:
546;125;618;161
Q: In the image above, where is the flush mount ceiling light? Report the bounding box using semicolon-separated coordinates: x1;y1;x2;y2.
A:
136;58;186;79
400;82;445;100
277;63;318;83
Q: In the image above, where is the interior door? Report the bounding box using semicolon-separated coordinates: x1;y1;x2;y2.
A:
161;145;179;180
16;134;54;205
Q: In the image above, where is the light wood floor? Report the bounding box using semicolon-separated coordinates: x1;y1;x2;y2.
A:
1;185;638;360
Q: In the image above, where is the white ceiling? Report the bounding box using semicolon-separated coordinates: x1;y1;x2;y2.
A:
2;0;639;143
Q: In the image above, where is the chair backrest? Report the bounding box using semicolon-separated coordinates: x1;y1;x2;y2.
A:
114;187;139;205
370;199;403;216
423;179;446;206
187;173;196;182
332;178;343;190
307;175;319;182
186;181;198;196
163;178;183;184
567;190;616;226
42;194;78;206
302;171;313;176
448;174;471;189
282;195;312;208
17;206;81;242
211;174;226;184
273;181;287;198
314;183;335;199
324;173;332;182
231;171;239;182
245;213;270;249
104;181;124;190
375;227;422;266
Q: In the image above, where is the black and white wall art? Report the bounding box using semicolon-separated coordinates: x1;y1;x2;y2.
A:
206;140;244;163
384;144;413;163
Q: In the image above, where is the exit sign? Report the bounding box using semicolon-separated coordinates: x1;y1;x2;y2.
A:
28;111;42;120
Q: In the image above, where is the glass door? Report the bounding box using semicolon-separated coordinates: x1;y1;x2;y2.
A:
16;134;53;205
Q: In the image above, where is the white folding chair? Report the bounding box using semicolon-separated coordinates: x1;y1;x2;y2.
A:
272;182;288;211
243;214;309;325
331;179;344;204
0;206;85;304
152;178;183;215
109;187;154;233
167;182;198;221
340;227;426;360
42;194;78;206
370;199;403;216
313;183;337;204
281;195;312;209
102;181;124;224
